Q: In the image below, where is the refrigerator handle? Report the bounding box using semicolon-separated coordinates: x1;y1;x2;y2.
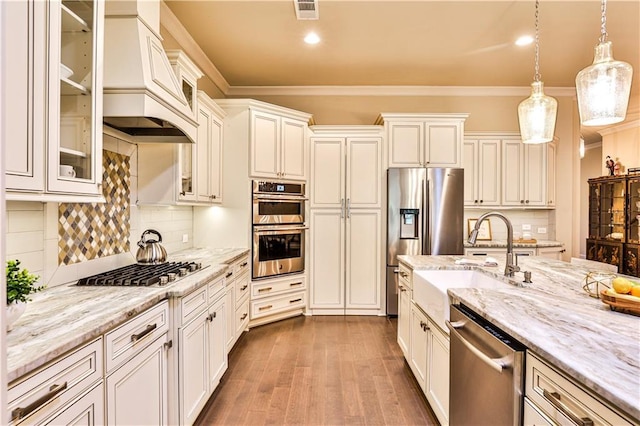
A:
423;177;430;254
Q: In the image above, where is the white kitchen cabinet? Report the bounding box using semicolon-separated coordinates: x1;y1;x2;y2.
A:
525;351;634;426
463;136;501;207
106;333;169;426
376;113;468;168
397;276;411;359
409;303;429;390
502;138;555;207
249;273;307;327
309;126;384;315
207;295;228;392
251;110;308;181
178;310;209;425
8;339;104;426
537;246;566;260
222;255;250;352
546;142;556;207
5;0;104;199
224;276;236;353
196;92;225;203
425;320;450;425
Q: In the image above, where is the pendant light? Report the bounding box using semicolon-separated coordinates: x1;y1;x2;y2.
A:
576;0;633;126
518;0;558;144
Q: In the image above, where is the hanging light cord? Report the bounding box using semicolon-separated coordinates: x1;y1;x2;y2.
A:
533;0;541;82
599;0;608;43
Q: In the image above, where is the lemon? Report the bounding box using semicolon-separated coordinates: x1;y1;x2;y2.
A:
630;286;640;298
612;277;634;294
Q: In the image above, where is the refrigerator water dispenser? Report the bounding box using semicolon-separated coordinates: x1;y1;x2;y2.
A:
400;208;420;239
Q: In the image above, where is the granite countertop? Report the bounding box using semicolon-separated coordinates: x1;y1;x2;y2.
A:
398;254;640;423
6;247;249;383
463;239;564;248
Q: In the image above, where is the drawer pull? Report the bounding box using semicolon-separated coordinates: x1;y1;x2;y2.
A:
240;262;248;267
240;285;248;291
240;313;248;320
290;282;303;287
12;381;68;420
258;287;273;293
131;323;157;342
259;305;273;311
226;272;233;278
399;271;408;278
542;389;594;426
289;298;302;303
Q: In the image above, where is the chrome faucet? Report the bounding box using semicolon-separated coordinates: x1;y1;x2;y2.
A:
468;211;520;277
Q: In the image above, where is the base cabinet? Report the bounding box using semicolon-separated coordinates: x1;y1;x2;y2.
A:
409;304;429;389
179;310;210;425
425;321;450;425
397;268;412;358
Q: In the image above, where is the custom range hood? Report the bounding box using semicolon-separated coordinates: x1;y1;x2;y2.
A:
102;0;197;143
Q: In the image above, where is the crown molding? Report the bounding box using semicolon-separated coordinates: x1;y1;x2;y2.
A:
226;85;577;97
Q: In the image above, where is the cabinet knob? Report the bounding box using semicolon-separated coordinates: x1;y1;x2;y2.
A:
520;200;525;204
474;200;478;203
526;200;530;204
480;200;483;203
180;191;186;196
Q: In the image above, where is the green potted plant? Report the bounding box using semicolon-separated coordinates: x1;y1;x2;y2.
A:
6;260;44;331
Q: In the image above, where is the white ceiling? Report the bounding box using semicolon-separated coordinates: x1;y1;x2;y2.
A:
165;0;640;138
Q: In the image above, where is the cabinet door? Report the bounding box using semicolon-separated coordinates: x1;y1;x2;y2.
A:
524;144;547;206
309;209;345;309
425;323;450;425
310;138;345;209
346;138;382;209
388;121;423;167
179;311;209;426
250;110;280;178
38;382;104;426
463;141;478;206
345;209;381;310
225;283;235;353
546;143;556;207
397;285;411;359
478;139;501;206
409;304;429;390
106;335;168;426
195;105;212;203
502;140;524;206
208;297;228;394
424;121;462;167
47;0;104;195
209;114;224;202
181;141;197;202
4;0;46;191
281;118;307;181
537;246;565;260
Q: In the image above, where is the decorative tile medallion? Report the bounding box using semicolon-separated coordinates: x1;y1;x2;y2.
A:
58;150;131;265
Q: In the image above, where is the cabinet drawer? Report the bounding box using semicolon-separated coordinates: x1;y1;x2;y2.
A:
208;274;225;304
235;298;250;337
251;291;306;320
526;352;633;426
235;271;250;305
104;301;169;373
181;286;208;325
524;397;554;426
398;262;413;290
251;275;306;299
233;256;250;276
8;338;103;425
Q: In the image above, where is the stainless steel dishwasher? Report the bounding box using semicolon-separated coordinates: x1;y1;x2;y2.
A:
447;304;526;426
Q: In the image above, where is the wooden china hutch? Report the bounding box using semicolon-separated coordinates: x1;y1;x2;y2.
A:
587;174;640;277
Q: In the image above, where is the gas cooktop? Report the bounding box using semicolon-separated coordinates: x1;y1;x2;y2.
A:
76;261;205;287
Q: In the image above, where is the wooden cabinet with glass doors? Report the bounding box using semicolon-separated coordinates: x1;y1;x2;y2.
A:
587;175;640;277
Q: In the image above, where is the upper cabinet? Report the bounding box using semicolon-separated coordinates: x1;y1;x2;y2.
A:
216;99;312;182
376;113;468;168
196;92;225;203
4;0;104;200
463;135;501;207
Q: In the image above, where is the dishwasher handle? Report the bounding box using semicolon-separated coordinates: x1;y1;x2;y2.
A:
446;320;510;373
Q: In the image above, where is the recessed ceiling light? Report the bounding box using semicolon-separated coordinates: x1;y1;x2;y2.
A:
515;35;534;46
304;32;320;45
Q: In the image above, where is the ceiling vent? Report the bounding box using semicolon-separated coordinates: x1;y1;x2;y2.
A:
294;0;319;20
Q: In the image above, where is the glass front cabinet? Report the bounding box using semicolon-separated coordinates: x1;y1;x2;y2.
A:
587;175;640;277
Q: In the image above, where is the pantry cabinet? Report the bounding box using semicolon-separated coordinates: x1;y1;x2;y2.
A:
4;0;104;199
376;113;468;168
463;136;501;207
309;126;384;315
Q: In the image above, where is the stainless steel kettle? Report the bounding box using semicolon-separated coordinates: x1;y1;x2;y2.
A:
136;229;168;265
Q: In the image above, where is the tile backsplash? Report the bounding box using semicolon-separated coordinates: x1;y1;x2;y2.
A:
463;209;556;241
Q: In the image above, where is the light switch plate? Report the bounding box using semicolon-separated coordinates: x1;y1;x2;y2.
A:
538;227;547;234
522;224;532;231
182;233;189;243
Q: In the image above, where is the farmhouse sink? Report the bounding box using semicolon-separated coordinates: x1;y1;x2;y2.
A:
413;270;512;332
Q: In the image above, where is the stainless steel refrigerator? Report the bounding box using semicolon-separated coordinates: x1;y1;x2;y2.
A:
386;167;464;315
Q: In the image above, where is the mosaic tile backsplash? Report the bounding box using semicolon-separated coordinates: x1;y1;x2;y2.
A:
58;150;131;265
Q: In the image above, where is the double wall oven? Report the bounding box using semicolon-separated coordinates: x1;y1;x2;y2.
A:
252;181;307;279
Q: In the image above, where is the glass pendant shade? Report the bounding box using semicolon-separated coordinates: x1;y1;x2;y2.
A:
518;81;558;144
576;41;633;126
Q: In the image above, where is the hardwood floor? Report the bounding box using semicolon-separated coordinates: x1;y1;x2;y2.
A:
195;315;438;426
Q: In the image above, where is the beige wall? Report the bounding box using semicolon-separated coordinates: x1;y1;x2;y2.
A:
580;144;603;258
601;121;640;175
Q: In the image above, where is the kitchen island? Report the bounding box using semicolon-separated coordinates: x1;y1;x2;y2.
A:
399;254;640;423
6;247;248;383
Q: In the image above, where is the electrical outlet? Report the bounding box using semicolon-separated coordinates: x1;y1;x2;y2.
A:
182;234;189;243
522;224;532;231
537;227;547;234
